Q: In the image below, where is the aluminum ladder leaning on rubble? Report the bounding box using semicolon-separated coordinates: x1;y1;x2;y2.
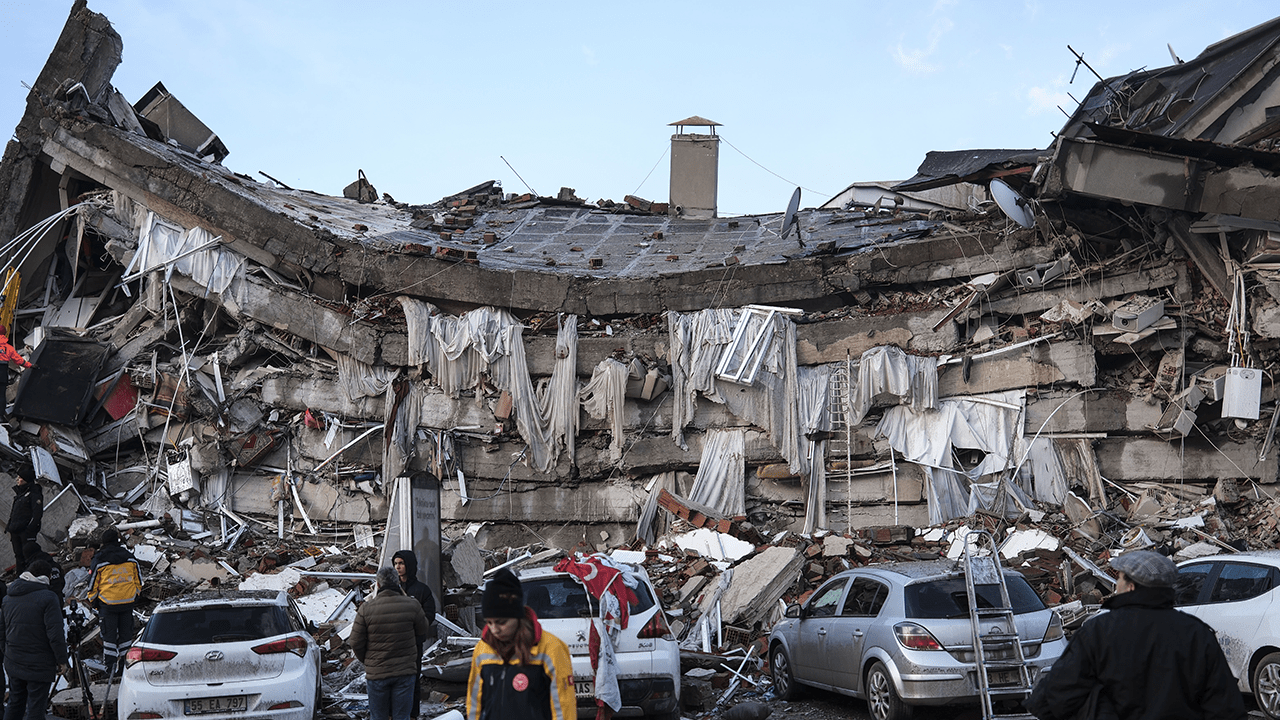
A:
961;529;1036;720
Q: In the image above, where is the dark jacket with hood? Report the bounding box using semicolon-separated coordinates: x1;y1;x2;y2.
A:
1026;586;1246;720
349;583;427;680
392;550;437;635
6;480;41;536
0;574;67;682
23;541;62;598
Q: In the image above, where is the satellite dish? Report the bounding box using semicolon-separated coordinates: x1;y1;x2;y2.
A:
781;187;802;242
990;179;1035;229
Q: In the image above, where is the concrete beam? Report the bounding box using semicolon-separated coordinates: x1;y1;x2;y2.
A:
937;340;1096;396
847;230;1057;285
1025;391;1164;434
1094;437;1276;484
976;263;1187;318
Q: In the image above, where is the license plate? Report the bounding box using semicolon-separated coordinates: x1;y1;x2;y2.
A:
184;696;247;715
987;670;1020;687
575;680;595;698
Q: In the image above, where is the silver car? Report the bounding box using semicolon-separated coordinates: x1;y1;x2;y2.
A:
767;560;1066;720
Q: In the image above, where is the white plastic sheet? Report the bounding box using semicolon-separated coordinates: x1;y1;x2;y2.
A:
797;365;833;533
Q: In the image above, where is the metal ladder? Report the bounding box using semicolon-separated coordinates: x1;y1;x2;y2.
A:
961;529;1036;720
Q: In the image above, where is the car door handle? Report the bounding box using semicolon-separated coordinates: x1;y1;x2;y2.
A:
852;630;864;637
817;629;827;636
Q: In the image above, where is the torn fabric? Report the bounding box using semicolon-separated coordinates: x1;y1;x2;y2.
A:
797;365;833;533
848;345;938;425
688;429;746;518
398;298;577;473
878;390;1026;523
130;210;245;294
667;308;803;474
337;353;398;400
579;358;629;462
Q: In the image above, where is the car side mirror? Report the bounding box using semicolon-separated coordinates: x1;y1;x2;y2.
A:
784;604;802;619
306;620;318;634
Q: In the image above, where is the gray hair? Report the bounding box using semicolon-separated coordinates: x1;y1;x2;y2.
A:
376;566;402;591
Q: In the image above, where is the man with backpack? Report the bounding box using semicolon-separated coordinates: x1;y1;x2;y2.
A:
87;527;141;672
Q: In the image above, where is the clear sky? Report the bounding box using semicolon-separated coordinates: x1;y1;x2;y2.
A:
1;1;1277;215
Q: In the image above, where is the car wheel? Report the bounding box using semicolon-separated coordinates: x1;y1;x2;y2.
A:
770;644;799;701
866;661;912;720
1254;652;1280;719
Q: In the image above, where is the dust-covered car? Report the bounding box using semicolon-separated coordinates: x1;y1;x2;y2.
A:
1176;550;1280;718
767;560;1066;720
514;564;681;719
117;589;322;720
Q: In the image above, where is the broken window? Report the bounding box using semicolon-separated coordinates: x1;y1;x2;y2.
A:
714;305;800;385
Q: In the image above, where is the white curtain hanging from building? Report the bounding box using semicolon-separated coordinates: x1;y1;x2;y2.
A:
877;389;1027;524
129;210;245;295
687;429;746;518
667;308;804;475
398;298;577;473
579;358;629;462
337;352;399;400
798;365;833;533
848;345;938;425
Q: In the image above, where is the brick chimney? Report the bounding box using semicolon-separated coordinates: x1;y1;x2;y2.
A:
669;116;721;219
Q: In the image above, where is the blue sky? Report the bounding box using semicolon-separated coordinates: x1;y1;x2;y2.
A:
1;1;1277;215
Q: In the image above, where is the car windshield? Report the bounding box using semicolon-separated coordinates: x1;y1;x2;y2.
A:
904;575;1046;618
522;574;656;619
141;604;291;644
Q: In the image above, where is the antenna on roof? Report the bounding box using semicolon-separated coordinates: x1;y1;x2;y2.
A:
781;187;804;247
500;155;538;197
1066;45;1105;84
989;179;1036;229
1168;43;1183;64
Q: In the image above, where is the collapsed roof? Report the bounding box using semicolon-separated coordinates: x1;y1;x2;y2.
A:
2;3;1280;570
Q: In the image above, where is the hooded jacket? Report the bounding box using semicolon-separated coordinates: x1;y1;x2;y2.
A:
0;574;67;682
467;606;576;720
349;583;427;680
392;550;437;633
88;540;141;611
22;541;62;598
6;480;42;536
1026;586;1246;720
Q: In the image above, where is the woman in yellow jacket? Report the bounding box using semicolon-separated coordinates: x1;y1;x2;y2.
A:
467;568;576;720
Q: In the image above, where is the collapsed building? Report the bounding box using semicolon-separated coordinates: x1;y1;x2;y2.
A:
5;2;1280;643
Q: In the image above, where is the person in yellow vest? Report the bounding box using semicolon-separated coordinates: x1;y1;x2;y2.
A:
87;527;141;673
467;568;576;720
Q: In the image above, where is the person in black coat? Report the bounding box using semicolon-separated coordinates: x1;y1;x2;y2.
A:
22;540;62;599
0;559;67;720
1026;550;1246;720
392;549;437;720
6;465;41;572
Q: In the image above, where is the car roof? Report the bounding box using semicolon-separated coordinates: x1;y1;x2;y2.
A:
825;558;1027;584
154;588;289;611
1178;550;1280;567
515;562;653;584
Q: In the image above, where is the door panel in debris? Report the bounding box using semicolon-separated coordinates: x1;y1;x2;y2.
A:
11;333;109;424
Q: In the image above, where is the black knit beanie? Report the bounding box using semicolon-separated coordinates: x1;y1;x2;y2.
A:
482;568;524;619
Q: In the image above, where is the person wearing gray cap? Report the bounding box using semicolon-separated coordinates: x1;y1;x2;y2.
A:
1026;549;1245;720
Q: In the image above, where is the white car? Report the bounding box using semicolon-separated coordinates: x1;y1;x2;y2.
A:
118;589;322;720
514;564;681;719
1176;551;1280;718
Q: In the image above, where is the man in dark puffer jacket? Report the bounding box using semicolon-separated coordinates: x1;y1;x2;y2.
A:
392;549;437;720
1026;550;1245;720
351;566;427;720
0;559;67;720
6;465;41;571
